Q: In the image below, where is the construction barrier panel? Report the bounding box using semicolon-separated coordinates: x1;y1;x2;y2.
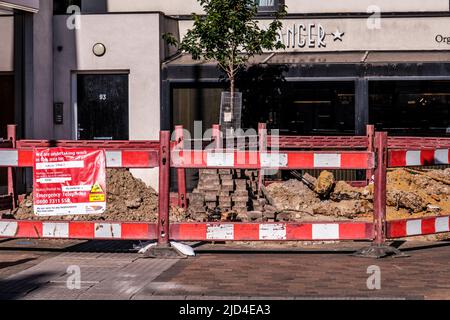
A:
168;221;374;241
0;125;171;243
385;136;450;240
266;124;375;185
170;125;378;243
1;122;450;257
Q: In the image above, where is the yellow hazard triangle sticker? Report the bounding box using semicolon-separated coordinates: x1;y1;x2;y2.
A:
90;182;104;193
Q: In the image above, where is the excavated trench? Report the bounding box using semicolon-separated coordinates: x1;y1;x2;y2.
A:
3;168;450;226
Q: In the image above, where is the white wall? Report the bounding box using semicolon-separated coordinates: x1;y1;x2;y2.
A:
107;0;203;15
179;17;450;52
285;0;449;13
106;0;449;15
0;16;13;72
53;13;170;190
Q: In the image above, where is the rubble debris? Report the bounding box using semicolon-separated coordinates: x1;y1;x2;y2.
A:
314;171;335;197
301;173;317;190
386;168;450;217
330;181;373;201
264;179;320;212
8;169;189;222
5;165;450;227
312;200;373;218
262;168;450;221
386;190;427;213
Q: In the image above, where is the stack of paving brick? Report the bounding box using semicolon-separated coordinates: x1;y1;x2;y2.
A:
187;168;279;222
243;169;277;222
187;169;252;221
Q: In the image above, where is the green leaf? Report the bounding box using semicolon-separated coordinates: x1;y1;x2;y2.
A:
162;0;286;92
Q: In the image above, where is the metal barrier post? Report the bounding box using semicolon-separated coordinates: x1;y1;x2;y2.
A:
373;131;387;246
145;131;185;258
257;123;267;196
175;125;187;209
7;124;17;209
366;125;375;185
158;130;170;246
354;131;407;258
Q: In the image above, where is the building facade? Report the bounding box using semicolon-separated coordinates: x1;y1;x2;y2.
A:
1;0;450;190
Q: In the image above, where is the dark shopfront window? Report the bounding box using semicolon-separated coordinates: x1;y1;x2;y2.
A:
171;81;356;190
273;81;355;135
171;81;355;136
369;81;450;137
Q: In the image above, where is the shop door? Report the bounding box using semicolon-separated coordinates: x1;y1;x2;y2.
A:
77;74;129;140
0;74;14;192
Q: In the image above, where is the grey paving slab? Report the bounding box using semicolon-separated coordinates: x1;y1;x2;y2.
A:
1;247;179;300
3;240;450;300
78;258;180;299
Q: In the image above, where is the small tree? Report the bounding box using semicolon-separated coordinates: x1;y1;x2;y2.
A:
165;0;286;116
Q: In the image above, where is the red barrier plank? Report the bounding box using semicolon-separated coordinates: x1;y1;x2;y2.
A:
69;222;95;239
387;216;450;238
286;223;312;240
171;223;208;241
388;149;450;167
0;220;159;240
18;150;33;167
15;221;43;238
387;220;407;238
171;151;374;170
169;222;373;241
122;223;153;240
388;150;406;167
339;223;372;240
122;150;159;168
234;224;259;241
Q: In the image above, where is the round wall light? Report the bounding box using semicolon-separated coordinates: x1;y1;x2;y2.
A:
92;43;106;57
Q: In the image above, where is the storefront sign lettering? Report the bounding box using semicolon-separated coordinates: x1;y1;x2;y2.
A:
278;24;345;49
435;34;450;44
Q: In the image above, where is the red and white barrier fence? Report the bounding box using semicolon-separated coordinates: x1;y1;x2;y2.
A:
170;222;373;241
387;215;450;238
0;220;157;240
389;149;450;167
171;150;374;170
0;149;159;168
385;136;450;245
1;122;450;257
0;127;171;247
0;220;372;241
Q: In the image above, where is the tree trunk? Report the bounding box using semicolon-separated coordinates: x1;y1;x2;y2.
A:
230;75;235;124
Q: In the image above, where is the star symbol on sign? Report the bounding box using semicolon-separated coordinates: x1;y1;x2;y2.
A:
332;29;345;41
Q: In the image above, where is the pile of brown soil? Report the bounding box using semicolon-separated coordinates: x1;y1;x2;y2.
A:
5;168;450;225
265;176;373;220
7;169;188;222
264;169;450;222
386;168;450;220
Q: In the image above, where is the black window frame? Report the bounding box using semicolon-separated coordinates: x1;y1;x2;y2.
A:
53;0;82;15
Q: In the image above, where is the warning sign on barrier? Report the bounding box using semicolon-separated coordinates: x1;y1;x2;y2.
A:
33;148;106;216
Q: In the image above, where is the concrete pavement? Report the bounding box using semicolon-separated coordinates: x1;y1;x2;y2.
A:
1;240;450;300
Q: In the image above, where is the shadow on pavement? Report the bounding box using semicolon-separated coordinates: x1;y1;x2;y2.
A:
0;272;56;300
0;258;37;270
0;240;139;253
1;238;450;256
